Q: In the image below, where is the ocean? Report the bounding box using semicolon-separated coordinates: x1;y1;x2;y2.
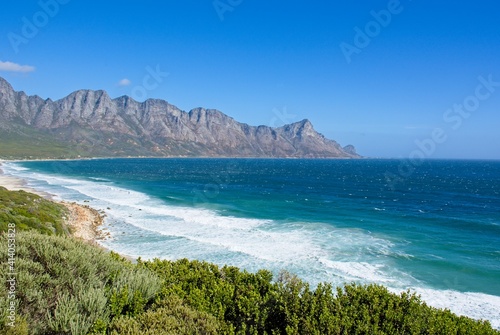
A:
2;158;500;327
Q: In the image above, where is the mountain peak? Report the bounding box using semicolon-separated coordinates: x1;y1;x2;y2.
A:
0;76;360;159
343;144;357;156
0;76;14;92
297;118;313;129
67;88;110;99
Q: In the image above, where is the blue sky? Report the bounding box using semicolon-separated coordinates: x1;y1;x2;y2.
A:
1;1;499;159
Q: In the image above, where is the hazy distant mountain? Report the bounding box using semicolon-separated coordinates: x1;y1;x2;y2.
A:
0;77;359;159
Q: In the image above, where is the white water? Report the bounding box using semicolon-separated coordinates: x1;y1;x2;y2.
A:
2;162;499;329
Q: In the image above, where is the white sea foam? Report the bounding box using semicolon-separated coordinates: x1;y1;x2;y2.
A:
2;164;29;172
405;288;500;329
88;177;111;182
319;259;398;284
3;161;499;329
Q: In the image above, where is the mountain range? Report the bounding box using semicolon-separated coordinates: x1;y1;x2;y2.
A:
0;76;359;159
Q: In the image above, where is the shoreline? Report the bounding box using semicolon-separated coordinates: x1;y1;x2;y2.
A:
1;160;134;261
0;160;112;250
60;201;107;243
0;161;53;199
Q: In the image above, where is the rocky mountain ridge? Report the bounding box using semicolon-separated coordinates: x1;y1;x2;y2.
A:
0;76;359;159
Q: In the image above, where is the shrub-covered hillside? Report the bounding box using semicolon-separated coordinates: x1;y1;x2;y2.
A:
0;187;499;334
0;231;167;334
0;186;68;235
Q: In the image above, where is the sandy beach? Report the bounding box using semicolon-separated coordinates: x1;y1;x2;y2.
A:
0;160;105;243
0;162;52;198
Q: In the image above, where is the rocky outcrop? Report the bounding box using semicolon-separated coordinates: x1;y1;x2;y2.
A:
0;76;359;158
342;145;357;156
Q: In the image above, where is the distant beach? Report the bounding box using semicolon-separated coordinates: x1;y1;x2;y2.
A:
0;160;104;244
0;161;51;197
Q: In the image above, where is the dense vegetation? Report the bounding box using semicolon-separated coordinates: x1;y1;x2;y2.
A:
0;232;164;334
0;188;498;334
0;186;69;235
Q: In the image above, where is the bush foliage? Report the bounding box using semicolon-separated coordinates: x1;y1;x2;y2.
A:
0;231;161;334
0;187;68;235
142;258;499;335
0;187;498;334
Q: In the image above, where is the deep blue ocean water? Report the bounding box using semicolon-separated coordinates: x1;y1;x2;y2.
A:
3;158;500;326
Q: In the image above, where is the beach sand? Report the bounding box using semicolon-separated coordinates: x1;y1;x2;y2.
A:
0;163;53;198
0;160;107;243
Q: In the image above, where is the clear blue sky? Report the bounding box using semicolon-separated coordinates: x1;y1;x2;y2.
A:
1;1;499;159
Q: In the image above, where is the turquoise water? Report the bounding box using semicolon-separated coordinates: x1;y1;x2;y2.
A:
3;159;500;326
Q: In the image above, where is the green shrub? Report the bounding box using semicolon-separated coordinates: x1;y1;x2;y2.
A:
0;231;162;334
46;288;108;335
109;295;221;335
0;315;29;335
108;267;161;317
0;187;68;235
143;259;499;335
143;258;279;334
